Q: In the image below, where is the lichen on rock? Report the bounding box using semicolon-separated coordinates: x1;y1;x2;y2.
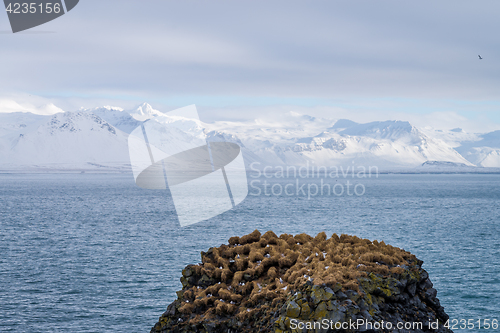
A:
151;230;452;333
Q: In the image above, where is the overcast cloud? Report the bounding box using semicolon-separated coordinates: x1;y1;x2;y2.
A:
1;0;499;130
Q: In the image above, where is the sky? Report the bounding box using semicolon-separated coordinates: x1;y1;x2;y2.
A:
1;0;500;132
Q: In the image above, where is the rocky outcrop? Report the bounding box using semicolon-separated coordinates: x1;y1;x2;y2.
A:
151;231;452;333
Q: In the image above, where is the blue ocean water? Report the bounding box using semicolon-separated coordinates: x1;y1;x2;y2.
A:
0;173;499;332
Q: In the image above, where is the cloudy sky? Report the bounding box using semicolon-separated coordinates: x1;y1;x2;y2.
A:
1;0;499;131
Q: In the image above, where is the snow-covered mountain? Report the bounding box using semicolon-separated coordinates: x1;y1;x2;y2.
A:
204;117;473;169
86;106;141;134
453;131;500;167
1;102;499;171
0;111;130;170
419;127;500;167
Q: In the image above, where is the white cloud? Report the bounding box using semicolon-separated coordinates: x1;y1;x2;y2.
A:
1;0;500;131
1;0;500;98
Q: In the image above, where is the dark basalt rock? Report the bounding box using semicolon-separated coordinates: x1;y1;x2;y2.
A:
150;231;452;333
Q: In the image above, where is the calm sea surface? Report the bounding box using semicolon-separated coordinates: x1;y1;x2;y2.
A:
1;173;499;332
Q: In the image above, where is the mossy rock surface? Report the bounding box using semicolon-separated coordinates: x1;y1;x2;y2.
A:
150;231;453;333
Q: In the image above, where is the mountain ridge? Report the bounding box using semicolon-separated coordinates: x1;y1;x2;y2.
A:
0;103;499;171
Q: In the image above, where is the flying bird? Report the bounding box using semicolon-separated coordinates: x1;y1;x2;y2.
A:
478;55;483;60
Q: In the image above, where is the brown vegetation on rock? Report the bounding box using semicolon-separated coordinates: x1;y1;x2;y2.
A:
151;230;436;332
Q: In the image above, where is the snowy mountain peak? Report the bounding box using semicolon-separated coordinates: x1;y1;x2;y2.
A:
339;120;418;141
329;119;359;130
128;103;164;121
46;112;117;135
85;106;140;134
206;130;245;147
84;105;124;113
136;102;154;112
